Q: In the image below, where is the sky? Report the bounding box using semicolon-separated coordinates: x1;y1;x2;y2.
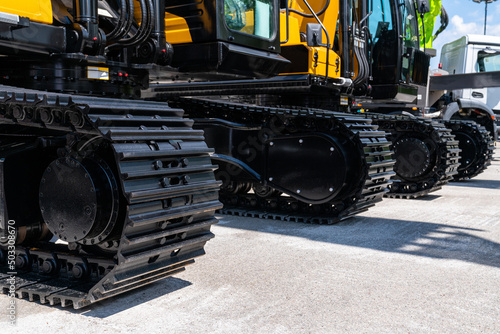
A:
429;0;500;68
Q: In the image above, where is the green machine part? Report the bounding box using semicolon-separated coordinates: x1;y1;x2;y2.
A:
419;0;442;49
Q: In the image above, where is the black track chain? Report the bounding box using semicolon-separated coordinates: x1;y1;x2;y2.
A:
442;120;495;181
176;98;395;224
0;85;221;308
368;114;461;199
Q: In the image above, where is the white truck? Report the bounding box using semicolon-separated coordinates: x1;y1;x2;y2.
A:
429;34;500;138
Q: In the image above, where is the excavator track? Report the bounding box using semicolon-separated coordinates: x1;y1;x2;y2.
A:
369;114;461;199
0;85;221;308
442;120;495;181
175;98;395;224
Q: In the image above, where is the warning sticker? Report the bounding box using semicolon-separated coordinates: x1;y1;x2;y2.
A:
87;67;109;81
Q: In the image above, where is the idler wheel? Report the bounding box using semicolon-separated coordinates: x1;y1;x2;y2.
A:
393;138;432;179
39;157;119;245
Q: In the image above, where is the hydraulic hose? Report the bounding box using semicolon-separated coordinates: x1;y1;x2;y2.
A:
106;0;127;41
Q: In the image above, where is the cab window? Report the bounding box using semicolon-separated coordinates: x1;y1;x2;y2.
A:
476;50;500;72
225;0;274;39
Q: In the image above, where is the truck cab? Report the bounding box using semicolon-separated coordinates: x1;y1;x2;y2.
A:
440;34;500;133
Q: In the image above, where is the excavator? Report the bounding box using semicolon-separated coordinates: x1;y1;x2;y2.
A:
352;0;495;183
0;0;488;308
148;0;465;200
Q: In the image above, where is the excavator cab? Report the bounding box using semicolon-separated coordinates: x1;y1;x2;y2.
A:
369;0;430;102
164;0;290;78
0;0;289;94
276;0;429;104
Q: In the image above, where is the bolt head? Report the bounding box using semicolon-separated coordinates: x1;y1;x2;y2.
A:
72;264;85;279
41;260;55;274
153;160;162;170
15;255;27;269
161;177;170;187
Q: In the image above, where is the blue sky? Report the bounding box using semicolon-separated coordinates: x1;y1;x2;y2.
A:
430;0;500;68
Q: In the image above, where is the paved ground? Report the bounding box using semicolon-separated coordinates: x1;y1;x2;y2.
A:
2;148;500;334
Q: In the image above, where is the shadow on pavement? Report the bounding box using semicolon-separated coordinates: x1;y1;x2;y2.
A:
409;194;441;201
218;215;500;269
72;277;191;318
447;179;500;189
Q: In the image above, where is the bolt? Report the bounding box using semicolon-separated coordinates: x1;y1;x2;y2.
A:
15;255;27;269
41;260;56;274
159;221;169;229
159;237;167;245
12;106;25;119
84;206;92;216
182;175;190;184
161;177;170;187
69;112;82;126
59;223;65;231
180;158;189;167
153;160;162;170
100;241;112;249
72;264;86;279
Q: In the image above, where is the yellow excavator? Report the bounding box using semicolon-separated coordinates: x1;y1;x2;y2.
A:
0;0;492;308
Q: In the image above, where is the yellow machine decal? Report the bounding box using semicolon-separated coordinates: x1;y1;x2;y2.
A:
0;0;53;24
87;67;110;81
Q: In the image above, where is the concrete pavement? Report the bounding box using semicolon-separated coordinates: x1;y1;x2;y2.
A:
2;148;500;333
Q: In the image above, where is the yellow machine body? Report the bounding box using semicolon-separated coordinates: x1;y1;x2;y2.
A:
279;0;341;79
160;1;267;46
164;13;193;44
134;1;193;44
0;0;53;24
